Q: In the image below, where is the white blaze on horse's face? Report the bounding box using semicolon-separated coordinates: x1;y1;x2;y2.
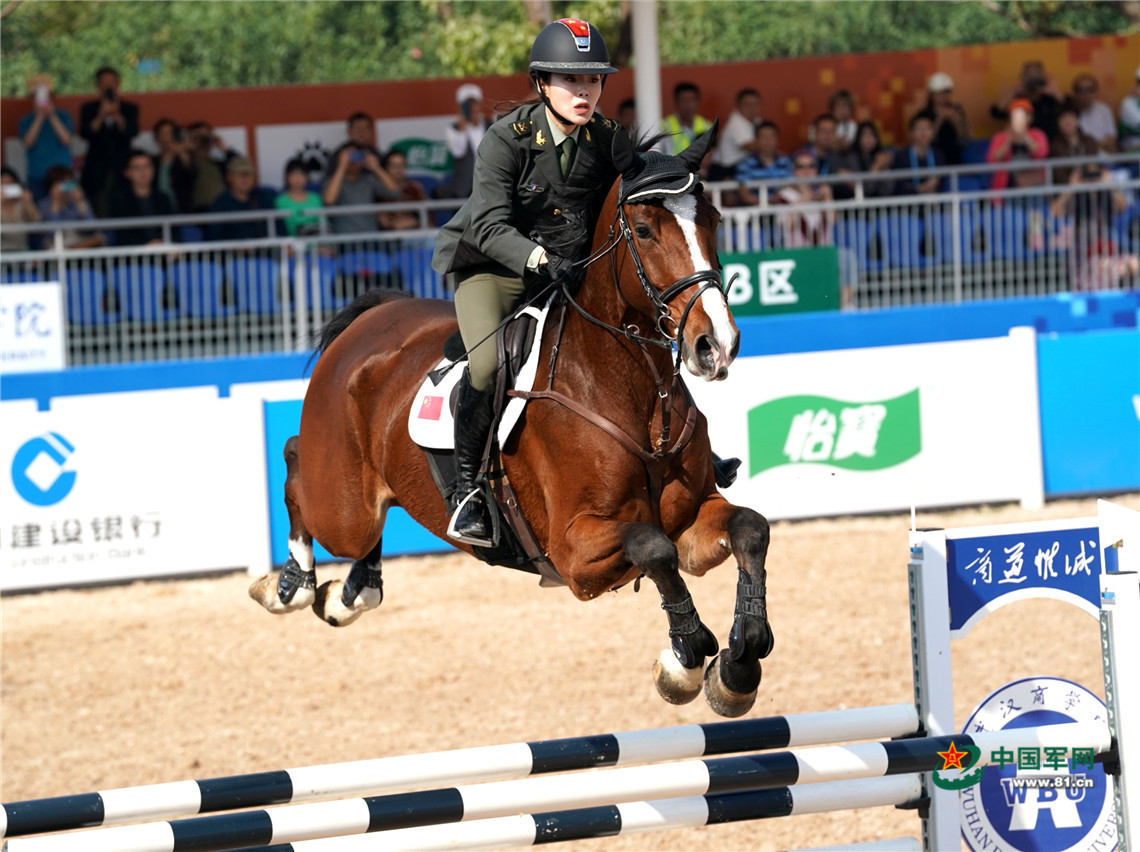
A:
663;194;738;381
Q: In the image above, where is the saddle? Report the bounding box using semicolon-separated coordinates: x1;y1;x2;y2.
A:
411;301;565;587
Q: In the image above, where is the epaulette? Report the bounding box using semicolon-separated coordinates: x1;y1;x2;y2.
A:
510;119;533;138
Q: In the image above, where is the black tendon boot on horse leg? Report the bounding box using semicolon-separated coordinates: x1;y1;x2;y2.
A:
623;523;720;705
448;370;495;546
703;507;774;717
312;538;384;627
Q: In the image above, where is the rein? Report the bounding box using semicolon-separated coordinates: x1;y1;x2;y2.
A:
564;181;726;376
511;171;728;491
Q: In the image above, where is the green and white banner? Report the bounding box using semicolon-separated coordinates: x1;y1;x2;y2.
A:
723;247;840;316
685;328;1044;520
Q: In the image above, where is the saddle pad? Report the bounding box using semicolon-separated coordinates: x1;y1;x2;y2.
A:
407;302;551;450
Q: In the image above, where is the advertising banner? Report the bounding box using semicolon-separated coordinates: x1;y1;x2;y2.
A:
1037;327;1140;495
723;247;840;316
0;389;266;591
0;282;66;373
254;116;454;190
685;328;1044;520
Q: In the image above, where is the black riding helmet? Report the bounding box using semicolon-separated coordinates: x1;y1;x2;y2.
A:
529;19;617;128
529;18;617;75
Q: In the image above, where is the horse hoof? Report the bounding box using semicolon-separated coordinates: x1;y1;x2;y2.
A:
311;579;380;627
703;650;760;718
653;648;703;705
248;574;314;614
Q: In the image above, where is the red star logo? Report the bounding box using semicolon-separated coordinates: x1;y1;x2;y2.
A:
937;742;970;771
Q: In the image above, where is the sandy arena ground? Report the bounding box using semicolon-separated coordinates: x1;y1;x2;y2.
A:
2;494;1132;851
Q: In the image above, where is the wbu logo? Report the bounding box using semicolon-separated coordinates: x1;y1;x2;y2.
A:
959;677;1115;852
11;432;76;506
1000;771;1091;829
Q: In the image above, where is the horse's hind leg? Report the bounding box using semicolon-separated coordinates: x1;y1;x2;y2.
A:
312;538;384;627
703;507;773;717
622;523;719;705
249;435;317;613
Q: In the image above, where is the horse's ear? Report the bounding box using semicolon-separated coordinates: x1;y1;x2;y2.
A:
677;117;720;173
612;126;636;174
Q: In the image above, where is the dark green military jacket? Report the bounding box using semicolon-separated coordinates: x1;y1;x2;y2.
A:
432;102;623;280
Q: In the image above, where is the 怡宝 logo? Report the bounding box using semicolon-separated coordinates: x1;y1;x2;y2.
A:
11;432;76;506
747;389;921;476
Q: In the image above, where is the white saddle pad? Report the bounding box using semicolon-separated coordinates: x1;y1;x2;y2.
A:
407;302;551;450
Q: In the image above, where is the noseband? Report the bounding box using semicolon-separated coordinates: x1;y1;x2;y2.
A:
573;166;728;373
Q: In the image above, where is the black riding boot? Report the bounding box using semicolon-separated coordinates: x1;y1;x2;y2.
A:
712;452;741;488
448;372;495;545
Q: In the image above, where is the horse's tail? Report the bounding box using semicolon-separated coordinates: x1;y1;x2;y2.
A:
314;287;414;354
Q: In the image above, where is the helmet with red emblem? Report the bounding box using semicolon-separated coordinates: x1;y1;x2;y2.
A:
528;19;617;75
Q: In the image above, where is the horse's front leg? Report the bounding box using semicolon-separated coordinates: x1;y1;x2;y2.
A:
679;504;773;717
621;523;719;705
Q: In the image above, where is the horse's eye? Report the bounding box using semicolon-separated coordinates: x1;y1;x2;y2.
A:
634;223;653;239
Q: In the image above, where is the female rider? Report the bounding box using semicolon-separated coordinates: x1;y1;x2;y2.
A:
432;19;623;546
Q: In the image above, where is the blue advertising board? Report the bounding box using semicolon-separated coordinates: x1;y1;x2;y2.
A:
1037;327;1140;496
263;399;451;566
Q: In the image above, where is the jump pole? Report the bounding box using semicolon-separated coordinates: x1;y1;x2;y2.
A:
0;703;917;839
240;775;924;852
4;723;1109;852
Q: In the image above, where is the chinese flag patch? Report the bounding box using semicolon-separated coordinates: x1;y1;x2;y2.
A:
558;18;590;37
418;395;444;421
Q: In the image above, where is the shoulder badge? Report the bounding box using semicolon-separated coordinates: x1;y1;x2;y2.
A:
511;120;532;137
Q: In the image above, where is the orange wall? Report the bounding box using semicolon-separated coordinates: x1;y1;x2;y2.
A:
3;33;1137;164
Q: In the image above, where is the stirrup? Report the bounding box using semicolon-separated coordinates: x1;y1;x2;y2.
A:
447;489;494;547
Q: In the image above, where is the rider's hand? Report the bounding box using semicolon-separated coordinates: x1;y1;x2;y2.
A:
543;253;578;288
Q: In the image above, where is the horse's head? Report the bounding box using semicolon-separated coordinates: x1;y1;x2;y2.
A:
606;122;739;382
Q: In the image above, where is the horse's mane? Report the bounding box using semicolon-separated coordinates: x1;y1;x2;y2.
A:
633;130;671;154
314;287;412;354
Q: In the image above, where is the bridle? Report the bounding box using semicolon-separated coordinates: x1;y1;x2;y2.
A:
509;165;729;514
567;168;728;375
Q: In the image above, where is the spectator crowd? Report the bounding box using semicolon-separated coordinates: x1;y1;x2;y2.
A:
2;61;1138;290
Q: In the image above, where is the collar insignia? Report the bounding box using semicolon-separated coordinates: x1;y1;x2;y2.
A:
535;129;547;146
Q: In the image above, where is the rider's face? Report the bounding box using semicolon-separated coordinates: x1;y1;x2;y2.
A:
543;73;603;129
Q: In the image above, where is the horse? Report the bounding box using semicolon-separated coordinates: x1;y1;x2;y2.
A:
249;125;773;717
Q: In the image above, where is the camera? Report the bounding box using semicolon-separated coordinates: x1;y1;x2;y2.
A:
1025;78;1045;92
60;180;78;193
103;86;115;101
349;148;365;164
2;184;23;200
34;84;49;108
1081;165;1103;180
461;99;474;120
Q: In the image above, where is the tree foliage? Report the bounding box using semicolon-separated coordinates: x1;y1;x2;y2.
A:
1;0;1135;97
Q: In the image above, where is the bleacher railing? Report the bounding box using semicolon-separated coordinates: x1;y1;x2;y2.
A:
1;154;1136;367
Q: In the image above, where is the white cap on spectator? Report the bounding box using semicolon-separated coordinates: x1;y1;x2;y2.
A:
456;83;483;105
927;72;954;93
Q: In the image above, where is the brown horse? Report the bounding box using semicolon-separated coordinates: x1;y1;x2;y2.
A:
249;126;773;717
